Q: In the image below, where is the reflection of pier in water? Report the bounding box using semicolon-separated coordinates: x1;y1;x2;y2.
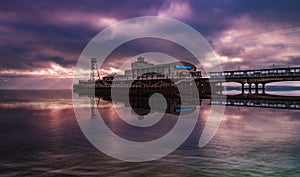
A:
90;96;100;119
80;90;300;120
211;93;300;110
126;96;199;116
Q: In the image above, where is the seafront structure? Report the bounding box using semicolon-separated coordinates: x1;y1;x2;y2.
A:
74;57;208;94
102;57;202;81
73;57;300;95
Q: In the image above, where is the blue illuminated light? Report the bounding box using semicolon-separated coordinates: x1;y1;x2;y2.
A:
175;107;193;113
175;65;192;70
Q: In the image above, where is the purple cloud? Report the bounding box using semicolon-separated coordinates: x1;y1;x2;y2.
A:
0;0;300;88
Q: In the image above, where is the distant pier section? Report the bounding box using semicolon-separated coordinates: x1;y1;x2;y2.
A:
209;66;300;94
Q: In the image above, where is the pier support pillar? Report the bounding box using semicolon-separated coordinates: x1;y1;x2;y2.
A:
262;83;266;94
249;83;252;94
255;83;259;94
241;83;245;94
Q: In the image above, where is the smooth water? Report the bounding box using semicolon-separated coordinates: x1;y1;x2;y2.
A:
1;90;300;176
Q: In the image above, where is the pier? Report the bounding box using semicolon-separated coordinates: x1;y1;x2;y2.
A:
209;67;300;94
73;58;300;96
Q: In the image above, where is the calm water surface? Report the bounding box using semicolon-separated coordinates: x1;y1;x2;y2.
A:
1;90;300;176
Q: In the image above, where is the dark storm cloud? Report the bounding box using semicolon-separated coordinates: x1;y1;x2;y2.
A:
223;0;300;22
190;0;300;23
0;0;168;71
1;0;299;69
102;37;198;69
188;0;300;37
1;0;300;88
214;45;245;58
0;17;94;69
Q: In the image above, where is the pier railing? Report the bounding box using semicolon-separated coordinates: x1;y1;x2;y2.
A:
209;66;300;78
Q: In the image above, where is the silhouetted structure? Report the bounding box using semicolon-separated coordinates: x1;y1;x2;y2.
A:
209;67;300;94
73;58;300;95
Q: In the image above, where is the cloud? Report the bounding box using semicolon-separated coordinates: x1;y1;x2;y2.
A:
158;1;192;20
209;15;300;70
1;0;300;88
0;77;73;89
0;62;74;78
53;11;118;29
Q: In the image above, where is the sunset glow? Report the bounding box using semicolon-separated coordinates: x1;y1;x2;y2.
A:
1;1;300;88
0;63;74;78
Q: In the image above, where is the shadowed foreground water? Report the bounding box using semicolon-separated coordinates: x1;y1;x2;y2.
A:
1;90;300;176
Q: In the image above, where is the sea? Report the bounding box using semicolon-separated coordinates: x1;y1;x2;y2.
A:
0;89;300;176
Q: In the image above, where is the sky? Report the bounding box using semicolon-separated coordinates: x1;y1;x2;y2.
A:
1;0;300;89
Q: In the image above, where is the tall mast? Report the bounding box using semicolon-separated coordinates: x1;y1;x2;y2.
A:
90;58;100;81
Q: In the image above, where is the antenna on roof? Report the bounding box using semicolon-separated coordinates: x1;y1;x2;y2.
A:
90;58;100;81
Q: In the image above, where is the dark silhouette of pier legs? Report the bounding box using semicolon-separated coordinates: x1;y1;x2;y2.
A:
262;83;266;94
255;83;259;94
241;83;245;94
